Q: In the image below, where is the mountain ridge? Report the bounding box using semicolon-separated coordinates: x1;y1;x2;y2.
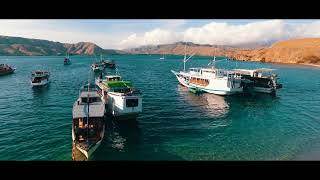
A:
124;39;320;65
0;35;125;56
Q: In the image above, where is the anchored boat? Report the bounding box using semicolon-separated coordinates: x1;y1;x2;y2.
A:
159;53;165;60
95;74;142;120
31;70;50;86
233;68;283;94
91;62;104;72
171;47;243;95
72;83;105;160
64;52;71;65
102;59;116;69
100;55;116;69
0;64;15;76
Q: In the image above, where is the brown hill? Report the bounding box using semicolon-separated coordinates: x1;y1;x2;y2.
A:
0;35;125;56
125;39;320;65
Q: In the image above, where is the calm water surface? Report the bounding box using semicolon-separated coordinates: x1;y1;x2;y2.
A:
0;55;319;160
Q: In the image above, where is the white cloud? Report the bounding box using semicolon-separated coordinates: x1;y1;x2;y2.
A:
2;20;320;50
184;20;287;45
118;28;182;49
118;19;320;49
0;20;118;49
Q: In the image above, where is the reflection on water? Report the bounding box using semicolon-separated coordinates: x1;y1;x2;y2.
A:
176;85;229;118
107;119;142;151
86;118;142;160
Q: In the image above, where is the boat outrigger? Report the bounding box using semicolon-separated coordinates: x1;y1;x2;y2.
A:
171;47;243;95
95;74;142;120
0;64;15;76
233;68;283;94
72;83;105;160
31;70;50;86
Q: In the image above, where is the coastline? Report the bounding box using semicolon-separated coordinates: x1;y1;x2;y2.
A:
1;54;320;69
300;63;320;68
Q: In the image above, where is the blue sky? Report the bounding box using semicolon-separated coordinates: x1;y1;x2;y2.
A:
0;19;319;49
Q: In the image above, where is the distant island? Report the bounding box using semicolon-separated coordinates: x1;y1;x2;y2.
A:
124;39;320;66
0;35;126;56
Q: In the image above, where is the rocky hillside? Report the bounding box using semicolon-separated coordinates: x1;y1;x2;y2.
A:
125;39;320;65
124;42;247;56
227;38;320;65
0;35;125;56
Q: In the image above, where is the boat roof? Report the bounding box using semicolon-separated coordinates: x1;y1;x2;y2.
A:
233;68;275;74
199;68;215;72
105;75;121;78
102;80;133;88
189;67;234;73
32;70;49;73
73;102;105;118
79;91;100;98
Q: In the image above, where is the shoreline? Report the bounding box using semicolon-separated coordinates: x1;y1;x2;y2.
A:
1;54;320;69
300;63;320;68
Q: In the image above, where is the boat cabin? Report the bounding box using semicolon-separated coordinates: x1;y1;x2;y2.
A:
104;75;121;82
190;77;209;86
189;67;237;79
233;68;276;78
79;94;101;104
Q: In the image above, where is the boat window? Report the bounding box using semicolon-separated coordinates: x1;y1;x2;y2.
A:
112;87;131;93
126;99;138;107
81;97;88;103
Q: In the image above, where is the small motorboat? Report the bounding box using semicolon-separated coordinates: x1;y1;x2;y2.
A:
91;62;104;72
31;70;50;86
0;64;15;76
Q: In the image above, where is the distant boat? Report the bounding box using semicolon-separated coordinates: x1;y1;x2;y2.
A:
100;55;116;69
91;61;104;72
72;83;105;160
159;53;165;60
64;52;71;65
31;70;50;86
0;64;15;76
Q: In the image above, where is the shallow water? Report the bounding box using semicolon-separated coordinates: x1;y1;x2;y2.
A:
0;55;319;160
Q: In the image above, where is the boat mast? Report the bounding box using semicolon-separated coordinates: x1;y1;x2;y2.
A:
183;44;195;72
86;68;90;144
183;45;186;72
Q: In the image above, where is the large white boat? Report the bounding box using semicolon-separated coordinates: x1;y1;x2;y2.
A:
171;50;243;95
95;74;142;120
72;84;105;160
31;70;50;86
233;68;283;94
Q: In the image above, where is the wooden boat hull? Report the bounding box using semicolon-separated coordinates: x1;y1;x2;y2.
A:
0;68;15;76
72;124;105;160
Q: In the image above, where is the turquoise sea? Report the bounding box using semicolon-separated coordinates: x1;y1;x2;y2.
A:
0;55;320;160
